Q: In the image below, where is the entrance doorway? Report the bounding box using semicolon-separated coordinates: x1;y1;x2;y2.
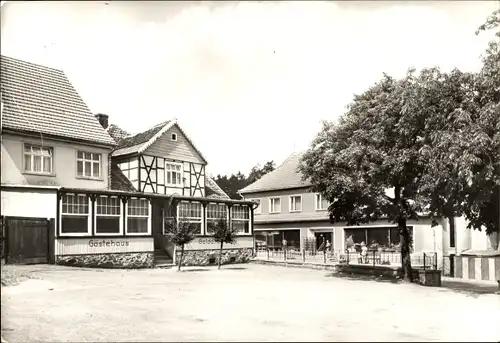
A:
314;232;332;251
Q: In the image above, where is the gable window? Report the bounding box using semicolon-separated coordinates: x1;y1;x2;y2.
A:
95;196;122;235
315;193;329;211
289;195;302;212
77;151;101;178
24;144;53;174
206;203;228;233
126;198;151;235
178;201;202;234
253;199;261;214
269;197;281;214
171;133;177;141
60;194;91;235
232;205;250;234
166;162;183;187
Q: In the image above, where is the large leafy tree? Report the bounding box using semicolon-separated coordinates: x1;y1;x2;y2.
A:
466;9;500;242
299;73;426;282
417;10;500;248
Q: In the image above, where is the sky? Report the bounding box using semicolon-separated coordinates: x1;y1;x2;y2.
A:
1;1;498;177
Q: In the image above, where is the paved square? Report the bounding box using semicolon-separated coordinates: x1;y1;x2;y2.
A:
1;263;499;342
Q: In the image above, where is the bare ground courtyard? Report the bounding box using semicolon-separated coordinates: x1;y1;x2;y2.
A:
1;263;499;342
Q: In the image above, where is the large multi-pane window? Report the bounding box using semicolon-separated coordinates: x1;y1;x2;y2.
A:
206;203;228;233
60;194;90;235
165;162;182;187
178;201;202;234
77;151;101;178
231;205;250;234
127;198;150;234
344;226;414;252
24;144;53;174
95;196;121;235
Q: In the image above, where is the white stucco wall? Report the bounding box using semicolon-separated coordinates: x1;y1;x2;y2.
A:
0;188;57;219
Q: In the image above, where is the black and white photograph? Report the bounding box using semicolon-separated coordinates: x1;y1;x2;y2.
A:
1;1;499;342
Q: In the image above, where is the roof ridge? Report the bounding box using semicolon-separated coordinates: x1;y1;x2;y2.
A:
126;120;170;139
1;54;65;74
239;151;308;194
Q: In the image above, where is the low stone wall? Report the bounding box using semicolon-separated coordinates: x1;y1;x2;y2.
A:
176;248;253;266
55;252;154;269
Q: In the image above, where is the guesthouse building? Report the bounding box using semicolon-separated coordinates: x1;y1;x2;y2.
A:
1;55;256;268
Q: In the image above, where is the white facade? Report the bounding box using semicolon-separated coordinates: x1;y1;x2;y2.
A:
1;187;58;219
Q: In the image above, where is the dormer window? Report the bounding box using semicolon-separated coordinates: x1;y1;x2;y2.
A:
171;133;177;141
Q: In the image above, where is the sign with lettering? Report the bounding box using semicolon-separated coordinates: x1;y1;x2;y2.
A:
184;236;254;251
55;237;154;255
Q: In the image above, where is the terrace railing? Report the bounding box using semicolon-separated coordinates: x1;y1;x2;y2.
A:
254;248;439;270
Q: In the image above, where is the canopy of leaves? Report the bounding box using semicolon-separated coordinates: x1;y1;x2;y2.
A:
209;217;238;244
299;10;500;236
299;72;426;226
164;217;199;246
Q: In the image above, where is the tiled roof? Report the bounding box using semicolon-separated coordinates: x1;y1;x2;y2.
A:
0;55;116;146
117;121;170;149
107;124;130;143
110;162;136;192
205;176;230;199
239;151;311;194
112;120;171;156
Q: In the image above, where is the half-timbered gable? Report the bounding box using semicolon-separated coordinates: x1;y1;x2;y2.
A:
110;120;208;197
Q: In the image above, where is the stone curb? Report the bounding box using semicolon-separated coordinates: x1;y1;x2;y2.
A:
250;259;338;271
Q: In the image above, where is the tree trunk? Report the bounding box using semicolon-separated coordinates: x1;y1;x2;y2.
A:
398;216;413;282
218;241;223;270
178;244;184;272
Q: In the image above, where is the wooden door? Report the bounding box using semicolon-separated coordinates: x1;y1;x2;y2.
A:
6;217;50;264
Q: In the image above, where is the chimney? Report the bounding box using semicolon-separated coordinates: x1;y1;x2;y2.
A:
95;113;109;129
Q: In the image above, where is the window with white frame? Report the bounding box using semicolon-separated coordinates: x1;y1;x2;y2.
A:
269;197;281;213
165;162;182;187
253;199;261;214
289;195;302;212
77;151;101;178
60;194;90;235
315;193;329;211
95;196;122;234
206;203;228;233
231;205;250;234
178;201;202;234
127;198;150;234
24;144;53;174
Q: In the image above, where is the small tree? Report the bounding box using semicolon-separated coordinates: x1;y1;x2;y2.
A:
209;216;239;270
164;217;199;271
